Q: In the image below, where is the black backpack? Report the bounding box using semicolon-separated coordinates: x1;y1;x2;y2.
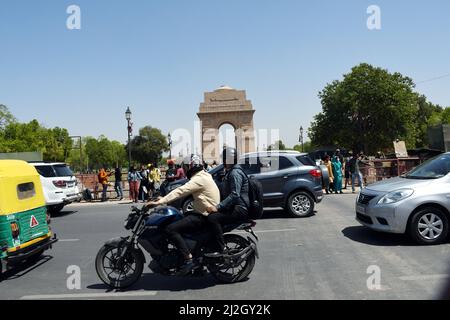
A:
236;168;264;219
83;188;93;202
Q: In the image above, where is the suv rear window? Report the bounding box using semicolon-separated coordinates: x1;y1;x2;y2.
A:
259;156;294;172
296;155;316;166
54;165;73;177
35;166;56;177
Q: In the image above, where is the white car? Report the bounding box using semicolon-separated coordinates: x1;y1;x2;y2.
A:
30;162;81;214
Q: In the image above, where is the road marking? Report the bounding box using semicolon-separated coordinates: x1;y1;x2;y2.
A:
235;228;297;234
20;291;158;300
59;239;80;242
399;274;450;281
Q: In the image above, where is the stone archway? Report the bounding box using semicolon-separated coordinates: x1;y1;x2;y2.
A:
197;86;256;163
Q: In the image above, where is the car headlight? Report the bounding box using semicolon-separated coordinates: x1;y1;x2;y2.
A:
377;189;414;205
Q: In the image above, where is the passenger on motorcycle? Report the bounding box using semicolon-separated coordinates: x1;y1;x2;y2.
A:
147;154;220;275
206;147;250;257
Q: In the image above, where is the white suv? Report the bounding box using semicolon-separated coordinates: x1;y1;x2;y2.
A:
30;162;81;214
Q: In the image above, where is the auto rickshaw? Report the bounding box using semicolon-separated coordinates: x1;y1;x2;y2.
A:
0;160;58;274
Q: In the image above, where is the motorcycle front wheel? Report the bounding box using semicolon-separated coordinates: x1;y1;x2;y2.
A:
95;243;144;289
208;234;256;284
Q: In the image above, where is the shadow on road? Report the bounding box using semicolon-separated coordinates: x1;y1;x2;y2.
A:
341;226;415;246
51;210;78;218
1;255;53;281
259;208;317;220
87;272;221;292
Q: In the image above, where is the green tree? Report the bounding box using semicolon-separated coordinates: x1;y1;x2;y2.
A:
0;119;71;161
267;140;286;151
440;107;450;124
309;63;419;154
0;104;16;130
128;126;169;165
293;141;313;153
415;95;444;147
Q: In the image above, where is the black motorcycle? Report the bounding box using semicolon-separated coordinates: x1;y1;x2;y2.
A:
95;204;259;289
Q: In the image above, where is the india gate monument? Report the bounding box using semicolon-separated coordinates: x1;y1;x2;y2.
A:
197;86;256;163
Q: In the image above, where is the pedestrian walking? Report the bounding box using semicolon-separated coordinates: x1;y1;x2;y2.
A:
323;155;334;194
139;165;150;202
348;152;365;193
114;167;124;200
331;156;343;194
128;166;142;203
344;155;351;189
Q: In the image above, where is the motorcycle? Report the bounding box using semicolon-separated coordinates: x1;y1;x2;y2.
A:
95;204;259;289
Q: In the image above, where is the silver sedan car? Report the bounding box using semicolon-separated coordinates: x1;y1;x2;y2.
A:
356;153;450;245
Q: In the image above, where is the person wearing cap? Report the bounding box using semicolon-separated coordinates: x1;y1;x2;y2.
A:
147;155;220;275
166;159;176;182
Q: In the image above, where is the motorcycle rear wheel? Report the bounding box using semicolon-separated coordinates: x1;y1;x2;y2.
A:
95;244;144;289
208;234;256;283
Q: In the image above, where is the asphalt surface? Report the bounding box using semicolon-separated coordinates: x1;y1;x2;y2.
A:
1;193;450;300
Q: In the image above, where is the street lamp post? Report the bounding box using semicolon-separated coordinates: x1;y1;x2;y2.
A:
125;107;132;168
168;133;172;160
299;126;304;153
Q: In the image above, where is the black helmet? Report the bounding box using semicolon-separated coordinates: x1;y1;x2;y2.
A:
222;147;238;166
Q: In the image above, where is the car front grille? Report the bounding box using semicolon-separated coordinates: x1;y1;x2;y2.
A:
358;193;376;205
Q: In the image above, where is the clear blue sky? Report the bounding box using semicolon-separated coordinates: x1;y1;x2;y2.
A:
1;0;449;150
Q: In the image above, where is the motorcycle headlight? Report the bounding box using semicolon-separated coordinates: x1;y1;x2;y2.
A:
377;189;414;205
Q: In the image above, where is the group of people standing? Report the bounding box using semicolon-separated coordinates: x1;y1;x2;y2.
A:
128;164;161;203
322;149;366;194
96;164;162;203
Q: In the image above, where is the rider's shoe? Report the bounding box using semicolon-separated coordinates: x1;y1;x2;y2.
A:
177;259;195;276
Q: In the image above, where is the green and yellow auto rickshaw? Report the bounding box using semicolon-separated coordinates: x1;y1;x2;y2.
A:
0;160;58;274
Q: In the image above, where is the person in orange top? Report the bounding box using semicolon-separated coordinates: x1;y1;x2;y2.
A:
98;166;112;202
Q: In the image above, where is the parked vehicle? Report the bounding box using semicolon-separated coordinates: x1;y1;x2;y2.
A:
95;204;259;289
29;162;81;214
0;160;58;275
356;152;450;245
160;151;324;218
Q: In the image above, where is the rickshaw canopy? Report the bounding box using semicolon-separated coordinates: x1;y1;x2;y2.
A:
0;160;46;215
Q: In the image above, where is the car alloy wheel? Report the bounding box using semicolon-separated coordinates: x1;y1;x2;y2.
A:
287;191;314;217
292;195;310;214
182;198;194;214
417;213;444;240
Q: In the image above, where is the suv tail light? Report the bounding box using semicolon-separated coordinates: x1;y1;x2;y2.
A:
53;180;67;188
10;222;20;238
309;169;322;178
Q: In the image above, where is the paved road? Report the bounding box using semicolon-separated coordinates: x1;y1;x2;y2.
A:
1;194;449;300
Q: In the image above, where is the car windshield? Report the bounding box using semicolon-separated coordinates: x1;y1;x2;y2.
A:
35;165;56;177
53;164;74;177
403;154;450;179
